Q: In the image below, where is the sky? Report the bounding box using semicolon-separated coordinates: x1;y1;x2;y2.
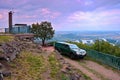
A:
0;0;120;31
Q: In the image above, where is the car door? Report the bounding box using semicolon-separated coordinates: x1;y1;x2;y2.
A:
62;45;71;55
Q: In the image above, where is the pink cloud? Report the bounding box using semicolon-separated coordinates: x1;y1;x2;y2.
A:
100;9;120;16
40;8;61;19
0;10;9;20
16;15;36;19
41;8;51;15
50;12;61;19
67;9;120;26
0;14;3;19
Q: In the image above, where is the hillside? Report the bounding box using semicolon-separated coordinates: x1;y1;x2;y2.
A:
0;35;120;80
3;44;85;80
0;36;85;80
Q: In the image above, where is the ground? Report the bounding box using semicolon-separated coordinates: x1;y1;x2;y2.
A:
46;47;120;80
3;43;120;80
64;57;120;80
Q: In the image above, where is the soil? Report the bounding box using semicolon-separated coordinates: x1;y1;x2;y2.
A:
64;58;120;80
44;47;120;80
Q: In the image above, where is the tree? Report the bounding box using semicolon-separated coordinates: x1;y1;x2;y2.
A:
31;21;55;46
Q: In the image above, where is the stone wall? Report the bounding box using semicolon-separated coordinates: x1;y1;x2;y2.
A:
0;41;29;80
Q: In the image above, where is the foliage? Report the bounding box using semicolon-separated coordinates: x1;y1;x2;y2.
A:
31;21;55;46
92;40;120;57
0;35;14;43
68;41;120;57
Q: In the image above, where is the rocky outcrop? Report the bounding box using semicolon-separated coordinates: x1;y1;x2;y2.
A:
55;50;81;80
0;41;30;80
1;41;29;61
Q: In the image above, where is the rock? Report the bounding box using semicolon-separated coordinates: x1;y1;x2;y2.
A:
0;63;3;69
69;73;81;80
59;55;64;60
2;71;11;77
1;41;27;62
0;72;3;80
37;45;42;49
66;66;72;71
61;69;68;74
0;41;36;80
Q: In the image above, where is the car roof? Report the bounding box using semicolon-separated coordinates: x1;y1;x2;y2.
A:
57;42;75;46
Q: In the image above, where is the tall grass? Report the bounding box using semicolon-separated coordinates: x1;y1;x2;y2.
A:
0;36;14;43
5;51;46;80
48;53;61;78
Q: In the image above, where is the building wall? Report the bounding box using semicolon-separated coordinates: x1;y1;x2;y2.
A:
5;25;31;34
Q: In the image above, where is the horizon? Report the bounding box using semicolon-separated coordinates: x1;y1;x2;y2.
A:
0;0;120;31
55;30;120;32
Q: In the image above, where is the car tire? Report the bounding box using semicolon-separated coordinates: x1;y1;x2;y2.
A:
70;53;75;59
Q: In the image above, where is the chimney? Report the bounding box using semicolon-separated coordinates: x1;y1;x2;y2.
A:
8;11;13;33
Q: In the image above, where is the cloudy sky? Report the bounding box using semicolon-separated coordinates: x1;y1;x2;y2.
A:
0;0;120;31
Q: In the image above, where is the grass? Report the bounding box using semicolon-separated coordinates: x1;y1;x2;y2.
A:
61;74;69;80
48;52;71;80
48;52;92;80
0;35;14;43
48;52;61;79
5;51;46;80
4;49;69;80
3;46;94;80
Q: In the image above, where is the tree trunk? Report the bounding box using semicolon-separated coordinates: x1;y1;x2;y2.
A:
42;39;45;46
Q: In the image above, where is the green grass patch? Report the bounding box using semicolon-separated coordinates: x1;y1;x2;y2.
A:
61;74;69;80
5;51;46;80
0;36;14;43
48;53;61;79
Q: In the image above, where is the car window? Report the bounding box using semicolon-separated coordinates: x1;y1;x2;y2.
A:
69;44;79;49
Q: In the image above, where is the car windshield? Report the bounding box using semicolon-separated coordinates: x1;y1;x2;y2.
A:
69;44;79;49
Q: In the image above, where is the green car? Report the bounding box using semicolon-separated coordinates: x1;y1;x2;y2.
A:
54;42;86;59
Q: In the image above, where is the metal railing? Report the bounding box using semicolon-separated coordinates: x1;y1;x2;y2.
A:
86;49;120;70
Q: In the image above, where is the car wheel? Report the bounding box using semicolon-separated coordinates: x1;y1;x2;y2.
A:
70;53;75;59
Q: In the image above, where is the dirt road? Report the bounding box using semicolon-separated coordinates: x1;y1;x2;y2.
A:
64;58;120;80
44;47;120;80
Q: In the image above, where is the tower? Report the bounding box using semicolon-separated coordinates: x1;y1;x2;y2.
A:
8;11;13;33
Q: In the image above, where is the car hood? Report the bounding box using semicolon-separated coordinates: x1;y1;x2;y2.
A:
72;48;86;55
